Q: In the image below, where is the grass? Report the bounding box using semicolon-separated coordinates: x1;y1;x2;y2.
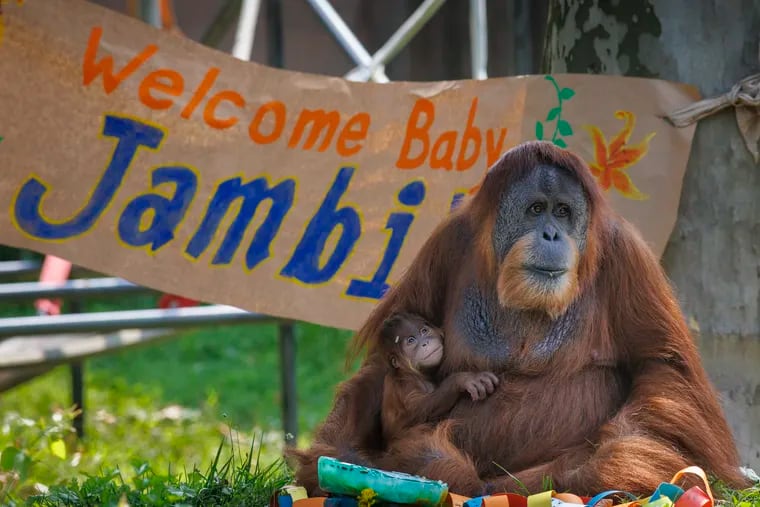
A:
87;319;357;434
714;480;760;507
0;317;356;505
12;425;293;506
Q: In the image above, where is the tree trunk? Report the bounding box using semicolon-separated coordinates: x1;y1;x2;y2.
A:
543;0;760;470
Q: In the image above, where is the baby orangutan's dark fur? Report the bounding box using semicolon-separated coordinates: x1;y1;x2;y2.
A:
287;141;748;497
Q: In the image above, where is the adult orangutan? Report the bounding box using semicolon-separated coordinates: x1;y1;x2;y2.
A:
288;141;747;497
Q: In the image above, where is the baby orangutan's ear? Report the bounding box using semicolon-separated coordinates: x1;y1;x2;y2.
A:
389;354;399;369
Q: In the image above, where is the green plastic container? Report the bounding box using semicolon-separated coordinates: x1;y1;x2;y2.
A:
317;456;449;506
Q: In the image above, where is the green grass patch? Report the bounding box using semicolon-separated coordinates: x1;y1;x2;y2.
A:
0;297;358;504
6;416;293;506
87;320;356;433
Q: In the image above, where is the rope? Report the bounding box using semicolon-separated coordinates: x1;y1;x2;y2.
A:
664;73;760;127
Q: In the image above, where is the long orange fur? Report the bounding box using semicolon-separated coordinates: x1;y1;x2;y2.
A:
287;141;748;498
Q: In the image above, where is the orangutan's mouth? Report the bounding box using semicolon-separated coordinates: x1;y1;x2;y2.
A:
527;266;568;279
423;346;443;361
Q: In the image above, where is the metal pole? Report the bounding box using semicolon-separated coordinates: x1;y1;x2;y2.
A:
0;305;273;337
278;322;297;446
0;261;94;279
140;0;161;27
469;0;488;79
71;362;85;438
201;0;243;49
0;277;147;302
0;260;40;277
68;299;85;438
305;0;390;82
267;0;298;448
232;0;262;61
267;0;284;68
343;0;447;82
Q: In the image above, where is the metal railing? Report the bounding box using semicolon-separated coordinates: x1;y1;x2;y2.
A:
0;259;298;443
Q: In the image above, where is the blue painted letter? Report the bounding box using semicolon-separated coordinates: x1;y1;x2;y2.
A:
13;115;164;240
118;166;197;251
280;167;360;284
345;180;426;300
185;176;295;269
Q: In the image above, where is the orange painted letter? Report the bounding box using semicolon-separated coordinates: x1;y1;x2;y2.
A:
138;69;184;110
204;90;245;129
431;131;457;170
395;99;434;170
82;27;158;94
486;128;508;166
288;109;340;152
456;98;481;171
249;101;287;144
181;68;220;120
336;113;370;157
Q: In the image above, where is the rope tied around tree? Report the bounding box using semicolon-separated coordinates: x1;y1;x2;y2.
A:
664;73;760;127
664;72;760;162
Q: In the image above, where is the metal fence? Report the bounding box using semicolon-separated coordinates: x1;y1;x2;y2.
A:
0;259;297;442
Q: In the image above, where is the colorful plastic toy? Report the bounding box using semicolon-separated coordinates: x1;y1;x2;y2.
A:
317;456;449;506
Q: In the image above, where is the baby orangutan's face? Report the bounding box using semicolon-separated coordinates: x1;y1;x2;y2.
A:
394;317;444;370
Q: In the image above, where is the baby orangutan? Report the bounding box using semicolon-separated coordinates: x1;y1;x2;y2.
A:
379;312;499;443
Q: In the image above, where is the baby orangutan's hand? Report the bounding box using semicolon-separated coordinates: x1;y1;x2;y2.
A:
457;371;500;401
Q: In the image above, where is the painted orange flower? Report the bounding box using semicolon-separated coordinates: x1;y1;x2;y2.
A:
584;110;655;201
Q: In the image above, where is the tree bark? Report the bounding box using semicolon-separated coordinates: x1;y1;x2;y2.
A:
543;0;760;470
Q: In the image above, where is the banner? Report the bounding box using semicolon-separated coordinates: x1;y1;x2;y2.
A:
0;0;699;331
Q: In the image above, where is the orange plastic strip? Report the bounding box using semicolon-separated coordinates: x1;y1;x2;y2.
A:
482;493;511;507
446;493;473;507
668;466;714;505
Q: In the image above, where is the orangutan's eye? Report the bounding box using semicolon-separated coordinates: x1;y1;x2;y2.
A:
529;202;545;215
555;204;571;218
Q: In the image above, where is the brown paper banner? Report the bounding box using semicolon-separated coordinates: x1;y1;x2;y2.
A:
0;0;699;331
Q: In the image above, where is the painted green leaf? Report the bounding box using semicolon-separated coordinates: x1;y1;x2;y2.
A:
0;447;18;471
554;138;568;148
557;120;573;136
50;439;67;460
546;107;560;121
559;87;575;100
535;121;544;140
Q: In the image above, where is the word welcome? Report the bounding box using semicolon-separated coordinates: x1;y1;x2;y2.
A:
82;27;508;172
10;114;464;301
